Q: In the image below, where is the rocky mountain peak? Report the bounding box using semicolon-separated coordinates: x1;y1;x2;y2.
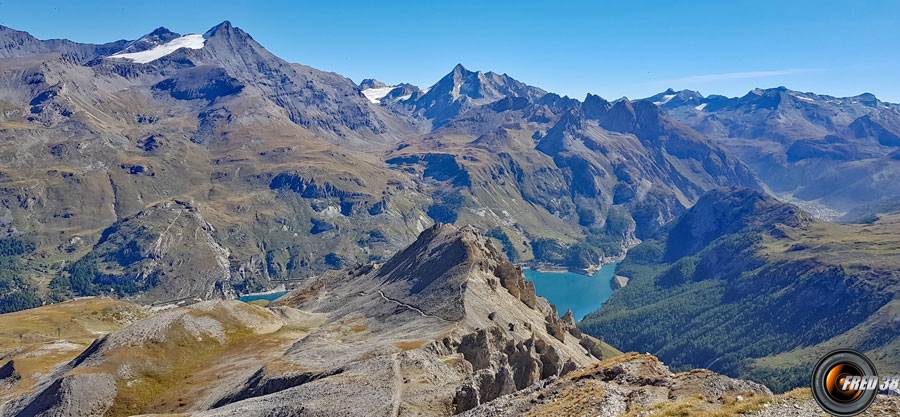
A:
535;109;586;154
665;187;813;259
376;223;486;287
581;93;612;119
147;26;176;36
364;223;551;322
645;88;705;108
267;223;602;413
359;78;387;89
441;63;487;98
0;25;41;58
549;93;688;140
115;26;181;54
451;62;469;74
854;92;880;107
194;21;260;60
0;24;25;36
201;21;258;54
579;94;669;133
589;98;669;136
167;21;391;137
204;20;237;37
411;63;546;127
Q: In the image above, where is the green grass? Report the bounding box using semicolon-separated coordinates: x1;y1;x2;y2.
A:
0;298;146;397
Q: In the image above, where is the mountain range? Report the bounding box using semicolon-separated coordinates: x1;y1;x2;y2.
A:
3;19;900;416
0;21;776;309
645;87;900;218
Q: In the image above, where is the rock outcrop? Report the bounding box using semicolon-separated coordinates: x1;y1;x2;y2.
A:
463;353;772;417
466;353;900;417
241;223;602;415
0;361;19;390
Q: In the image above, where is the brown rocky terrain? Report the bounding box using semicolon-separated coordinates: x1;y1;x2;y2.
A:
464;353;771;417
464;354;900;417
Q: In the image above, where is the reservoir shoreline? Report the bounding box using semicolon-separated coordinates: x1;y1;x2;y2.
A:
524;261;619;322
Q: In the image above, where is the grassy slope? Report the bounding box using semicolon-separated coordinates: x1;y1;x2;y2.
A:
100;306;302;416
0;297;145;354
0;298;146;400
1;297;325;416
745;214;900;386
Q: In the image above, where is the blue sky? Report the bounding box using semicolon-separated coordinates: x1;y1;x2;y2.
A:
2;0;898;102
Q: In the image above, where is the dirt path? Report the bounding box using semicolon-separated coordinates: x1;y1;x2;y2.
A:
391;352;402;417
357;290;453;322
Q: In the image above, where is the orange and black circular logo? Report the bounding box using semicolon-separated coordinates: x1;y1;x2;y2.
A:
811;349;878;416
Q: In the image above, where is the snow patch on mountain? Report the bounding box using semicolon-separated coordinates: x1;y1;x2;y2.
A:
653;94;676;105
361;86;395;104
695;103;708;110
109;34;206;63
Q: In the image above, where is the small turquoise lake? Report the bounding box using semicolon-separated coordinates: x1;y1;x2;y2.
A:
237;291;289;303
524;262;618;321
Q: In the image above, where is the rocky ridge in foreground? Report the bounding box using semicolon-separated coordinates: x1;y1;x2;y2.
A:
1;224;596;416
465;353;900;416
0;224;782;416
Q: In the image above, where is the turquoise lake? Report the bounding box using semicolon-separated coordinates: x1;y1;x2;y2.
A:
524;262;618;321
236;291;289;303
